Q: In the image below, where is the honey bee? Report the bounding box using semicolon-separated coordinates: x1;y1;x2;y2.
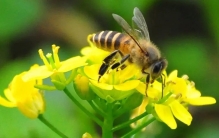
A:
88;7;168;95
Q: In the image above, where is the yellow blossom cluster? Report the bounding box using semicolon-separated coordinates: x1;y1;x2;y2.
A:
0;42;216;130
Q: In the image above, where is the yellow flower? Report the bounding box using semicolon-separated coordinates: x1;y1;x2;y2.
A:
166;70;216;105
23;45;87;88
78;46;142;102
134;70;216;129
83;64;140;102
0;65;45;119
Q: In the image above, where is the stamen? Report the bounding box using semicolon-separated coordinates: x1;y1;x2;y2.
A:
52;44;61;67
46;53;56;69
190;81;195;87
175;93;182;99
182;75;189;80
38;49;52;70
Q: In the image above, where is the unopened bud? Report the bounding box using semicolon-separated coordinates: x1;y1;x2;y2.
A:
82;132;92;138
123;92;143;110
74;74;96;100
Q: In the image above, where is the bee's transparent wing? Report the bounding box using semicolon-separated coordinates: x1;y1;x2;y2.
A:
112;13;139;42
132;7;150;41
112;11;147;54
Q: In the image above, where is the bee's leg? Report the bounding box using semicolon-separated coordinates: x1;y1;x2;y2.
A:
111;54;130;70
118;64;127;71
142;70;150;96
145;73;150;97
160;73;166;98
98;50;121;82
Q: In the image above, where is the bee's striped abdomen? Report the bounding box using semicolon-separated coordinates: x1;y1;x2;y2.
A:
88;31;126;51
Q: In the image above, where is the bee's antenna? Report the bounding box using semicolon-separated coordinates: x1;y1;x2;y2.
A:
126;33;148;55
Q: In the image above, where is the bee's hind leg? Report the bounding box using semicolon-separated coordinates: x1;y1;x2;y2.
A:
98;50;123;82
111;54;130;70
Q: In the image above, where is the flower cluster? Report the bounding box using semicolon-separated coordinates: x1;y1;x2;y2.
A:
0;44;87;118
133;70;216;129
0;40;216;138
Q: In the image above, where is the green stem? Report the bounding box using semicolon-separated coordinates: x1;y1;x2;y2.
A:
102;103;114;138
112;112;148;132
38;115;68;138
113;106;127;119
121;116;156;138
158;92;172;104
63;88;103;126
88;100;107;117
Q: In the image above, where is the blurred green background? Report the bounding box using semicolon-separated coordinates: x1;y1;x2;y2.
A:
0;0;218;138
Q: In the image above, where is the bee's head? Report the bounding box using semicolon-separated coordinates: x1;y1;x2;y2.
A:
150;58;168;81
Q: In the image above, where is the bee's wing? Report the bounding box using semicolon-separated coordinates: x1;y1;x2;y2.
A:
112;13;139;42
132;7;150;41
112;11;148;54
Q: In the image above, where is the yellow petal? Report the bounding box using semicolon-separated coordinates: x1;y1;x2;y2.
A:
81;46;109;63
81;46;93;55
17;101;39;119
22;65;53;81
4;89;16;103
89;84;107;100
11;73;38;101
167;78;187;97
136;97;149;115
118;64;140;81
0;96;16;107
84;64;100;81
155;104;177;129
186;88;201;98
136;81;162;99
58;56;87;72
90;79;113;90
187;97;216;105
167;70;178;82
114;80;140;91
170;100;192;126
17;91;45;119
136;82;146;95
147;81;162;98
89;81;135;101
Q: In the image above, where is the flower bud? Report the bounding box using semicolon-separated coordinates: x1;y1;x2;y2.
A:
74;74;96;100
82;132;92;138
123;92;143;110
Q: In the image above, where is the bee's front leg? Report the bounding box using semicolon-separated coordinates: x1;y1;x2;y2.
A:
142;69;150;97
160;73;166;98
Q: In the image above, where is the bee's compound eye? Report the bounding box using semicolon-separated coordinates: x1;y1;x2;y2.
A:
152;62;163;74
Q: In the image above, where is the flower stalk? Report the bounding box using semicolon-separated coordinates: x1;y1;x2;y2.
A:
38;115;68;138
112;112;148;132
63;87;103;127
121;117;156;138
102;103;114;138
